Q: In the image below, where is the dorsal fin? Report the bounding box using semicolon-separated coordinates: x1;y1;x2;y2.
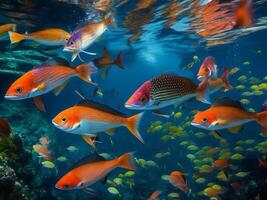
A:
76;99;127;117
212;97;243;109
71;153;105;169
34;57;70;69
102;47;110;59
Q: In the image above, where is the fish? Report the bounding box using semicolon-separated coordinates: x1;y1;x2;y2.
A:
125;74;210;111
197;56;218;80
33;144;52;160
0;24;16;39
93;48;124;78
39;137;50;147
55;152;136;190
67;146;79;152
8;28;70;45
191;97;267;134
214;159;229;169
234;0;253;28
52;99;144;143
42;161;56;168
107;187;121;196
57;156;68;162
64;14;114;61
5;59;97;112
169;171;190;193
0;118;12;136
148;190;162;200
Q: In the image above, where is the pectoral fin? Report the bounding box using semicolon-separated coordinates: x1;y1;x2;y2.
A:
228;125;243;134
53;80;69;96
152;110;170;118
105;128;116;136
34;96;46;112
82;135;96;149
209;118;228;128
71;52;79;62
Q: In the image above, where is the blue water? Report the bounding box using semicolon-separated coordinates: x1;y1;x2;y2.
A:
1;0;267;199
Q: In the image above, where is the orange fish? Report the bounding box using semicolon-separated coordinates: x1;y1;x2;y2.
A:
93;48;124;78
0;117;12;136
214;159;229;169
5;60;97;112
0;24;16;39
234;0;253;28
52;99;144;143
9;28;70;45
191;97;267;134
55;152;136;190
33;144;52;160
169;171;190;193
148;190;162;200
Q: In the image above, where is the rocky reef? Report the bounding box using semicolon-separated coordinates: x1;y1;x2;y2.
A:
0;100;57;200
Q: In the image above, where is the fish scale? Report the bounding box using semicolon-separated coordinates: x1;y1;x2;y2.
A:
150;74;197;101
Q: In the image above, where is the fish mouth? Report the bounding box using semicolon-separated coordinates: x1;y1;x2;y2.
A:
191;122;201;127
4;95;24;100
125;103;143;110
52;121;80;132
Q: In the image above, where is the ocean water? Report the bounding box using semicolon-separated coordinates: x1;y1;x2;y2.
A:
0;0;267;200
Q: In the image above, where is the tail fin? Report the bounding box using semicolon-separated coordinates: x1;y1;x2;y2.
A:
8;31;25;44
75;63;98;84
221;68;233;91
114;52;124;69
117;152;136;170
124;113;144;143
82;135;96;149
196;76;210;104
256;111;267;135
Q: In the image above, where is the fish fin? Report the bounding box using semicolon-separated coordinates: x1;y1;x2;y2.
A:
72;153;105;169
117;152;136;170
103;47;110;59
209;118;227;128
211;131;224;140
83;187;96;195
52;80;69;96
71;52;79;62
221;68;233;91
152;110;170;118
75;63;98;84
125;113;144;143
100;174;109;184
114;52;124;69
228;125;243;134
101;68;109;78
256;111;267;135
212;97;243;109
82;135;96;149
105;128;116;136
196;75;210;104
34;96;46;112
80;50;97;56
34;82;46;91
8;31;25;44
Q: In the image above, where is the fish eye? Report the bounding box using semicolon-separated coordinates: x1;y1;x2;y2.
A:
202;118;207;122
61;117;67;123
140;95;147;103
70;41;73;45
65;38;69;41
15;87;22;93
64;184;69;189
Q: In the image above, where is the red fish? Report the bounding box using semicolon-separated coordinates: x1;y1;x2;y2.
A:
39;137;50;147
55;152;136;190
5;60;97;112
125;74;210;111
197;56;218;80
169;171;190;193
0;117;11;136
148;190;162;200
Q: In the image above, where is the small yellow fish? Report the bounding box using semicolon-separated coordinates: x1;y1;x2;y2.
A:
235;171;249;178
